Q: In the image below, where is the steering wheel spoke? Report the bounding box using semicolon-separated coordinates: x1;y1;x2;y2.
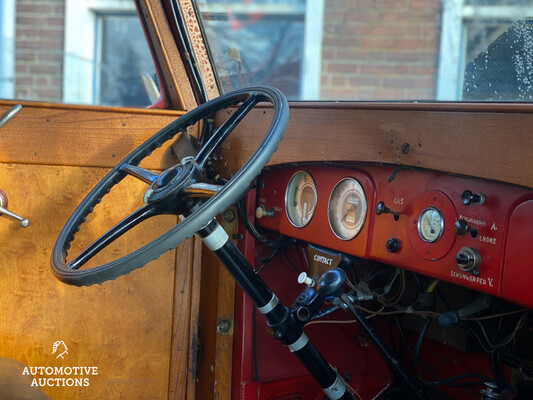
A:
119;163;159;184
183;182;224;198
195;92;260;168
68;204;158;270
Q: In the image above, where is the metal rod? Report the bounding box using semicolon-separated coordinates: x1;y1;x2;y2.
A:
0;104;22;129
340;293;426;400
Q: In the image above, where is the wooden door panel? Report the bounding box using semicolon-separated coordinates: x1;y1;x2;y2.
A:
0;103;198;399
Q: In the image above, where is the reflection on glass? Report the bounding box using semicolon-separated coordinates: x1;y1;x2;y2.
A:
198;0;533;102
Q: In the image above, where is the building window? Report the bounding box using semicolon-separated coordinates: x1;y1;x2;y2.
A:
437;0;533;100
0;0;158;107
97;14;157;107
64;0;157;107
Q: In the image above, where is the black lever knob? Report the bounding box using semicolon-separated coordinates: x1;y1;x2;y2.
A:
317;268;347;298
375;201;399;221
461;190;485;205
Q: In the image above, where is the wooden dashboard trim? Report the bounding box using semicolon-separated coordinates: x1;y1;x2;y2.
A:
288;101;533;113
215;103;533;189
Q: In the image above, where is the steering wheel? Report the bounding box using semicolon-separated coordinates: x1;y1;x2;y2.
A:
51;87;288;286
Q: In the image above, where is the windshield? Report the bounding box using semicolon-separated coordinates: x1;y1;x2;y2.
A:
197;0;533;102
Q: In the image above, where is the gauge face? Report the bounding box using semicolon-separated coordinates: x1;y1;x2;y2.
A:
418;207;444;243
285;171;317;228
328;178;367;240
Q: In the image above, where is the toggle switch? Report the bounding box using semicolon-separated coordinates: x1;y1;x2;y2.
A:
454;219;477;238
461;190;485;205
375;201;399;221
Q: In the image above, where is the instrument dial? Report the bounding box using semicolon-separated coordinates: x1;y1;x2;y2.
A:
285;171;317;228
418;207;444;243
328;178;367;240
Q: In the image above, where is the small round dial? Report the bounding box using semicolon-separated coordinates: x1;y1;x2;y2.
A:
285;171;317;228
328;178;367;240
418;207;444;243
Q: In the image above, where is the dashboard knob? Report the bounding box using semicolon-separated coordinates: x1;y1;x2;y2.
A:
454;219;477;237
297;272;315;287
455;247;481;272
461;190;485;205
386;238;401;253
375;201;399;221
255;205;275;219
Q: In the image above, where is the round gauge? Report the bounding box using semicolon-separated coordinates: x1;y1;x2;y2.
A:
417;207;444;243
328;178;367;240
285;171;317;228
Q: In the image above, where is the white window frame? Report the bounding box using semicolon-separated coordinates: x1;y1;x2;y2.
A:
0;0;16;99
63;0;136;105
302;0;324;100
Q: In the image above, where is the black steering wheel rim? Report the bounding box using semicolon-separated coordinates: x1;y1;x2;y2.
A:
51;86;288;286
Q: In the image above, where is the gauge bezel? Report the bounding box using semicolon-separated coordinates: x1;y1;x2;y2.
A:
417;206;444;243
327;177;367;241
284;170;317;228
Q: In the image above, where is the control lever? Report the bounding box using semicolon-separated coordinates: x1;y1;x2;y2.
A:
375;201;400;221
438;295;491;327
0;191;29;227
316;268;347;298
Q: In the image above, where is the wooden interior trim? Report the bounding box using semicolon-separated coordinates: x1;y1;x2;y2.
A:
214;103;533;189
195;213;238;400
0;103;185;169
289;101;533;113
138;0;198;111
0;100;185;116
168;236;203;400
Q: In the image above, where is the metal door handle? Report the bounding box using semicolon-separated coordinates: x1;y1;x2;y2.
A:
0;191;29;227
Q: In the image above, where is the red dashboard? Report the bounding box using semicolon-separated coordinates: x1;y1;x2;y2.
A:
255;163;533;308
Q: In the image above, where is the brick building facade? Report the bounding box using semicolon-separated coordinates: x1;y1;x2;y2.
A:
320;0;441;100
15;0;65;103
9;0;445;104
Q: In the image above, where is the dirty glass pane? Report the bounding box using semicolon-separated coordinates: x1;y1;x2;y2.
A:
197;0;533;102
98;15;158;107
199;0;305;99
0;0;157;107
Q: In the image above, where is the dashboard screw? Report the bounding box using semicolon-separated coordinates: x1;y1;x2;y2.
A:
223;208;236;223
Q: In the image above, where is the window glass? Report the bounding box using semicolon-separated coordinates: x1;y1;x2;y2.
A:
0;0;157;107
98;15;157;107
197;0;533;102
